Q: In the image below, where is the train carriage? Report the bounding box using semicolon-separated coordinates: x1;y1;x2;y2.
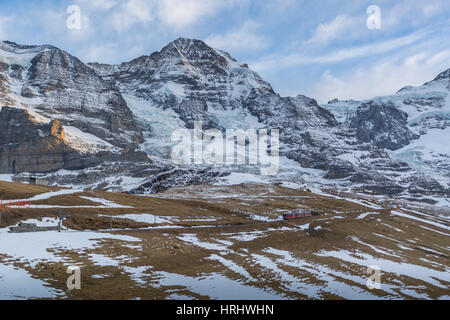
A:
282;210;312;220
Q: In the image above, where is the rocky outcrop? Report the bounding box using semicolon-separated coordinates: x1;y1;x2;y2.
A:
25;47;143;148
131;167;228;194
325;160;357;179
350;100;419;150
424;68;450;88
0;106;151;174
0;107;75;173
0;107;94;173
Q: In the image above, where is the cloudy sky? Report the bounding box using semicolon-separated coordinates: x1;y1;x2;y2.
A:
0;0;449;103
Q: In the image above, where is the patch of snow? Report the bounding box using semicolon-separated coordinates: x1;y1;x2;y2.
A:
0;174;14;182
108;214;173;225
356;212;380;220
215;173;268;186
317;250;450;291
392;211;448;230
0;227;141;268
0;263;62;299
177;234;229;251
207;254;254;280
79;196;131;208
64;126;120;154
153;271;282;300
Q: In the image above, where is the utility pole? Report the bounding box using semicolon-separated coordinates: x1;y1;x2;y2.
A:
58;211;62;232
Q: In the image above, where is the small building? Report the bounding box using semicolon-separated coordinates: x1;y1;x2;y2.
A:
9;222;59;233
29;177;49;186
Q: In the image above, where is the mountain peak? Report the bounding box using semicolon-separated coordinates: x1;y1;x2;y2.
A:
0;40;54;53
172;37;206;47
434;68;450;81
164;37;209;54
154;37;236;77
164;37;224;60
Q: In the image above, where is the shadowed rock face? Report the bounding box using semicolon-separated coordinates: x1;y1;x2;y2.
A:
350;100;419;150
427;68;450;88
0;106;151;174
25;47;143;148
0;107;79;173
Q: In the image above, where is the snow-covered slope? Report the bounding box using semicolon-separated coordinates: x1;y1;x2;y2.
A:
324;69;450;203
1;38;449;206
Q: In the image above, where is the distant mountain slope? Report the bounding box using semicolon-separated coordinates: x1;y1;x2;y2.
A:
325;68;450;202
0;39;449;206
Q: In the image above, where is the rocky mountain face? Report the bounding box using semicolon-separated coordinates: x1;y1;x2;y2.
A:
349;100;419;150
0;106;73;173
1;38;449;206
0;41;143;151
325;68;450;202
89;39;342;172
89;38;276;130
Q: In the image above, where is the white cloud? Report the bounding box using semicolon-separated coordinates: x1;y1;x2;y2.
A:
0;16;14;40
252;30;427;72
205;21;270;52
109;0;155;33
382;0;448;29
157;0;243;29
78;42;144;63
75;0;118;11
80;43;119;63
310;49;450;103
106;0;244;33
126;0;154;22
305;14;363;46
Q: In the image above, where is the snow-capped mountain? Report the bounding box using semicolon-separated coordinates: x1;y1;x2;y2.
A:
0;38;449;206
325;68;450;203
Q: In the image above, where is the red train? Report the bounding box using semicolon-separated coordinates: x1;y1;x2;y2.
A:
282;210;312;220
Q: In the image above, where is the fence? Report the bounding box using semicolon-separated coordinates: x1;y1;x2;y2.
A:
0;200;32;210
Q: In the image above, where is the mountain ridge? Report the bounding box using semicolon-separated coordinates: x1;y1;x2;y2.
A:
1;38;449;206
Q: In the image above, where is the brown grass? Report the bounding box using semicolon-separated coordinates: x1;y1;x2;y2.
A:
0;181;448;300
0;181;60;200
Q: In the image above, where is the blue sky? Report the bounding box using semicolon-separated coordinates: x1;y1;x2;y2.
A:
0;0;449;103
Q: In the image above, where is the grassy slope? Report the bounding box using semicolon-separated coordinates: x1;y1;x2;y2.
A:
0;181;59;200
0;181;448;300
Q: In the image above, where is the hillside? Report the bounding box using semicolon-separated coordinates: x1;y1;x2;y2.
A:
0;181;448;299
